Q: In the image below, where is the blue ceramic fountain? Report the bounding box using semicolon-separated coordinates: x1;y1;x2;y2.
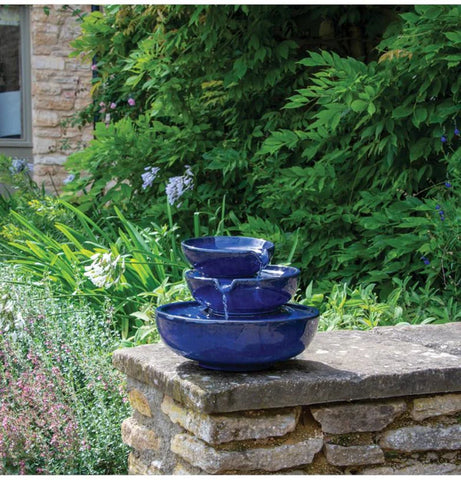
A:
156;236;319;371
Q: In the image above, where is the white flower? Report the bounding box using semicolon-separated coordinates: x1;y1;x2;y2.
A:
84;252;126;289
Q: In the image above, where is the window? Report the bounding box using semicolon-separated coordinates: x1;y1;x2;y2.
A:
0;5;32;160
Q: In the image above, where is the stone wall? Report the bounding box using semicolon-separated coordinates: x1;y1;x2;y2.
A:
30;5;93;190
113;323;461;475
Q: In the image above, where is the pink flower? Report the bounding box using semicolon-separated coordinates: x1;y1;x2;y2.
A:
99;101;105;107
110;102;117;109
127;97;135;106
91;64;98;71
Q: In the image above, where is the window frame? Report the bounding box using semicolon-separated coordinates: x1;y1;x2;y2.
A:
0;6;32;159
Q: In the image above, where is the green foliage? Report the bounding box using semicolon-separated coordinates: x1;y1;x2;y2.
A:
0;264;130;474
0;155;73;247
2;201;189;339
254;5;461;300
298;276;460;332
64;5;398;236
299;281;406;331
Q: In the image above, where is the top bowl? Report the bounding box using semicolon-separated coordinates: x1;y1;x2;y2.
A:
181;236;275;278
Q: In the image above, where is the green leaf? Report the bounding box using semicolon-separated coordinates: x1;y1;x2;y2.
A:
351;99;368;113
233;57;248;79
392;105;413;119
444;31;461;43
412;107;427;127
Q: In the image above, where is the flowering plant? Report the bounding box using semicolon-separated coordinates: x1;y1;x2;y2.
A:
0;264;130;474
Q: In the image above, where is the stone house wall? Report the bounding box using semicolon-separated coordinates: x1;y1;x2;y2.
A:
30;5;93;190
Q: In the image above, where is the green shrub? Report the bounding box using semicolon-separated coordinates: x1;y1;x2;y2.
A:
254;5;461;298
62;5;461;310
298;277;460;332
1;201;189;339
63;6;398;233
0;264;130;474
0;156;73;248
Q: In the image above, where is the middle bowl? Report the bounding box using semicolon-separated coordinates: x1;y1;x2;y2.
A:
185;265;300;316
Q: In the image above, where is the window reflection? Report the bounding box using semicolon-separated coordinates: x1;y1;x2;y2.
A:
0;6;22;138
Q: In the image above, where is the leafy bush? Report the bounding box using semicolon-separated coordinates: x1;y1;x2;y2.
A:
298;276;460;332
0;264;130;474
62;5;460;311
254;5;461;298
0;156;73;247
1;201;190;340
63;6;399;233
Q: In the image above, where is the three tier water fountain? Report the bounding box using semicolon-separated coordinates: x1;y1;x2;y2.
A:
155;236;319;371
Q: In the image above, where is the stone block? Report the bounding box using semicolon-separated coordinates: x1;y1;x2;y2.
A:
324;444;385;466
32;82;62;96
170;432;323;474
34;97;76;112
161;395;300;444
360;462;461;475
172;462;204;475
33;31;58;46
33;110;60;128
121;417;160;451
311;400;406;434
411;393;461;421
380;424;461;452
129;389;152;417
33;128;62;139
34;137;57;155
127;453;163;475
33;155;68;166
32;55;65;71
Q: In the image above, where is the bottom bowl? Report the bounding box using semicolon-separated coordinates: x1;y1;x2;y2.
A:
155;301;319;371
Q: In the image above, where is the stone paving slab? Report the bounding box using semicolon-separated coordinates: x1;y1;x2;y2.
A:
113;323;461;413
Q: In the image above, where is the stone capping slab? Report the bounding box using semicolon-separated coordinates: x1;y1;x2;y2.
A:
112;322;461;414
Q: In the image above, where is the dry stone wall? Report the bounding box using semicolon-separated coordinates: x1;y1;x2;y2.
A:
113;323;461;475
30;5;92;190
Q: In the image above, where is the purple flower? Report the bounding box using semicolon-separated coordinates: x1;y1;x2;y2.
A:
127;97;135;106
10;158;30;174
441;135;447;143
165;165;194;206
63;174;75;185
110;102;117;109
445;181;452;188
420;256;430;265
455;128;460;136
435;204;441;210
141;166;160;190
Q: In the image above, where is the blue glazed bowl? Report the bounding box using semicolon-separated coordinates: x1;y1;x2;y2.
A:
156;301;319;371
184;265;300;316
181;236;275;278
